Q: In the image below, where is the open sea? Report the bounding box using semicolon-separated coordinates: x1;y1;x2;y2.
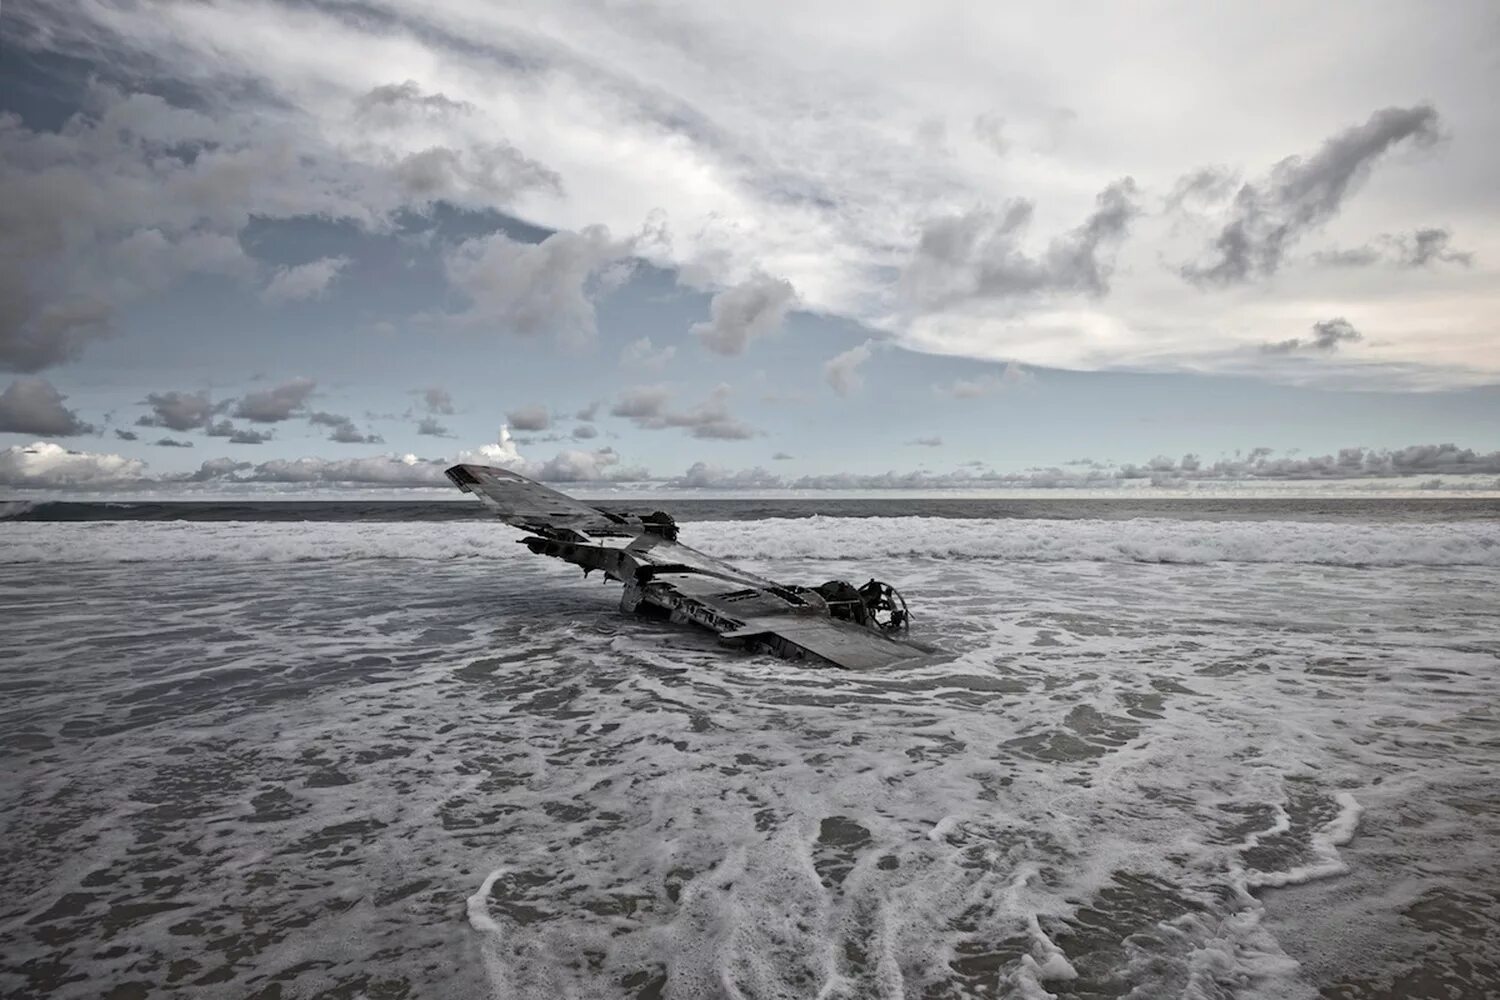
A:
2;497;1497;999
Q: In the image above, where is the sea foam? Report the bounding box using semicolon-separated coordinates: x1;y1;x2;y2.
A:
2;515;1496;567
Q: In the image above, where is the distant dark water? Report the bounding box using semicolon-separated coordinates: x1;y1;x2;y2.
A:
5;496;1499;523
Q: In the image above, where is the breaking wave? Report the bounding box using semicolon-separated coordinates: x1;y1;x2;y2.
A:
1;515;1496;567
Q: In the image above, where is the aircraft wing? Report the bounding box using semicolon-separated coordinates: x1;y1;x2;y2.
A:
445;463;660;539
721;615;938;670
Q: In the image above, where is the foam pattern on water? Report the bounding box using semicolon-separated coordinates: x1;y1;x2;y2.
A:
1;520;1497;999
2;514;1498;566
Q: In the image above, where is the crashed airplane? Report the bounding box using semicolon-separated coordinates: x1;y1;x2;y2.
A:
445;463;937;669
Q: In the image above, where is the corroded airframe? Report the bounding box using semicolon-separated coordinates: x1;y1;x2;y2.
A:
445;464;935;670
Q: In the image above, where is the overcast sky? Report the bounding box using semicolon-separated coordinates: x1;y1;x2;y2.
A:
2;1;1498;492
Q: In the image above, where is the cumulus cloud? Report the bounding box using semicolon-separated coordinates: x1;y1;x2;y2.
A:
233;377;317;423
1181;105;1441;285
261;256;350;304
0;378;94;435
445;226;633;347
823;341;875;396
137;389;217;431
620;337;677;371
0;87;380;371
1261;318;1363;355
1115;443;1500;482
235;453;447;487
674;462;784;489
205;420;274;444
154;437;194;447
571;424;598;440
902;178;1139;307
646;442;1500;491
391;144;563;206
505;404;551;432
574;401;601;422
416;416;450;437
691;274;797;356
308;410;383;444
940;362;1034;398
186;457;253;482
355;83;562;203
451;426;647;482
609;384;755;439
0;442;146;487
114;428;138;441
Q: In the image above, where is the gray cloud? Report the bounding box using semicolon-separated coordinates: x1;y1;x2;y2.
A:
505;404;552;432
309;411;383;444
656;442;1500;490
939;362;1033;398
691;274;797;356
445;226;632;347
1261;317;1362;355
1313;227;1474;270
1165;166;1240;210
0;88;370;372
1116;443;1500;482
772;452;793;461
674;462;784;489
233;378;317;423
907;436;943;447
224;455;448;487
610;384;755;439
571;424;598;440
0;70;564;372
186;458;253;482
972;112;1007;156
902;179;1139;306
823;341;874;396
416;416;450;437
620;337;676;370
355;81;473;118
261;257;350;304
0;295;113;374
205;420;274;445
574;401;601;422
137;389;217;431
0;378;94;436
114;429;138;442
421;387;456;415
1182;105;1441;285
392;144;563;205
184;445;641;488
154;437;194;448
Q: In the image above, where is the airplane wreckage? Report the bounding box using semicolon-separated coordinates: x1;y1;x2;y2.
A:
446;463;938;669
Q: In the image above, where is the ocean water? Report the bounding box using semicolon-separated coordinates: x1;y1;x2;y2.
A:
1;503;1497;999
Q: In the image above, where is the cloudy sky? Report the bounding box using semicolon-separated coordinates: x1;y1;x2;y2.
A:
2;1;1498;492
